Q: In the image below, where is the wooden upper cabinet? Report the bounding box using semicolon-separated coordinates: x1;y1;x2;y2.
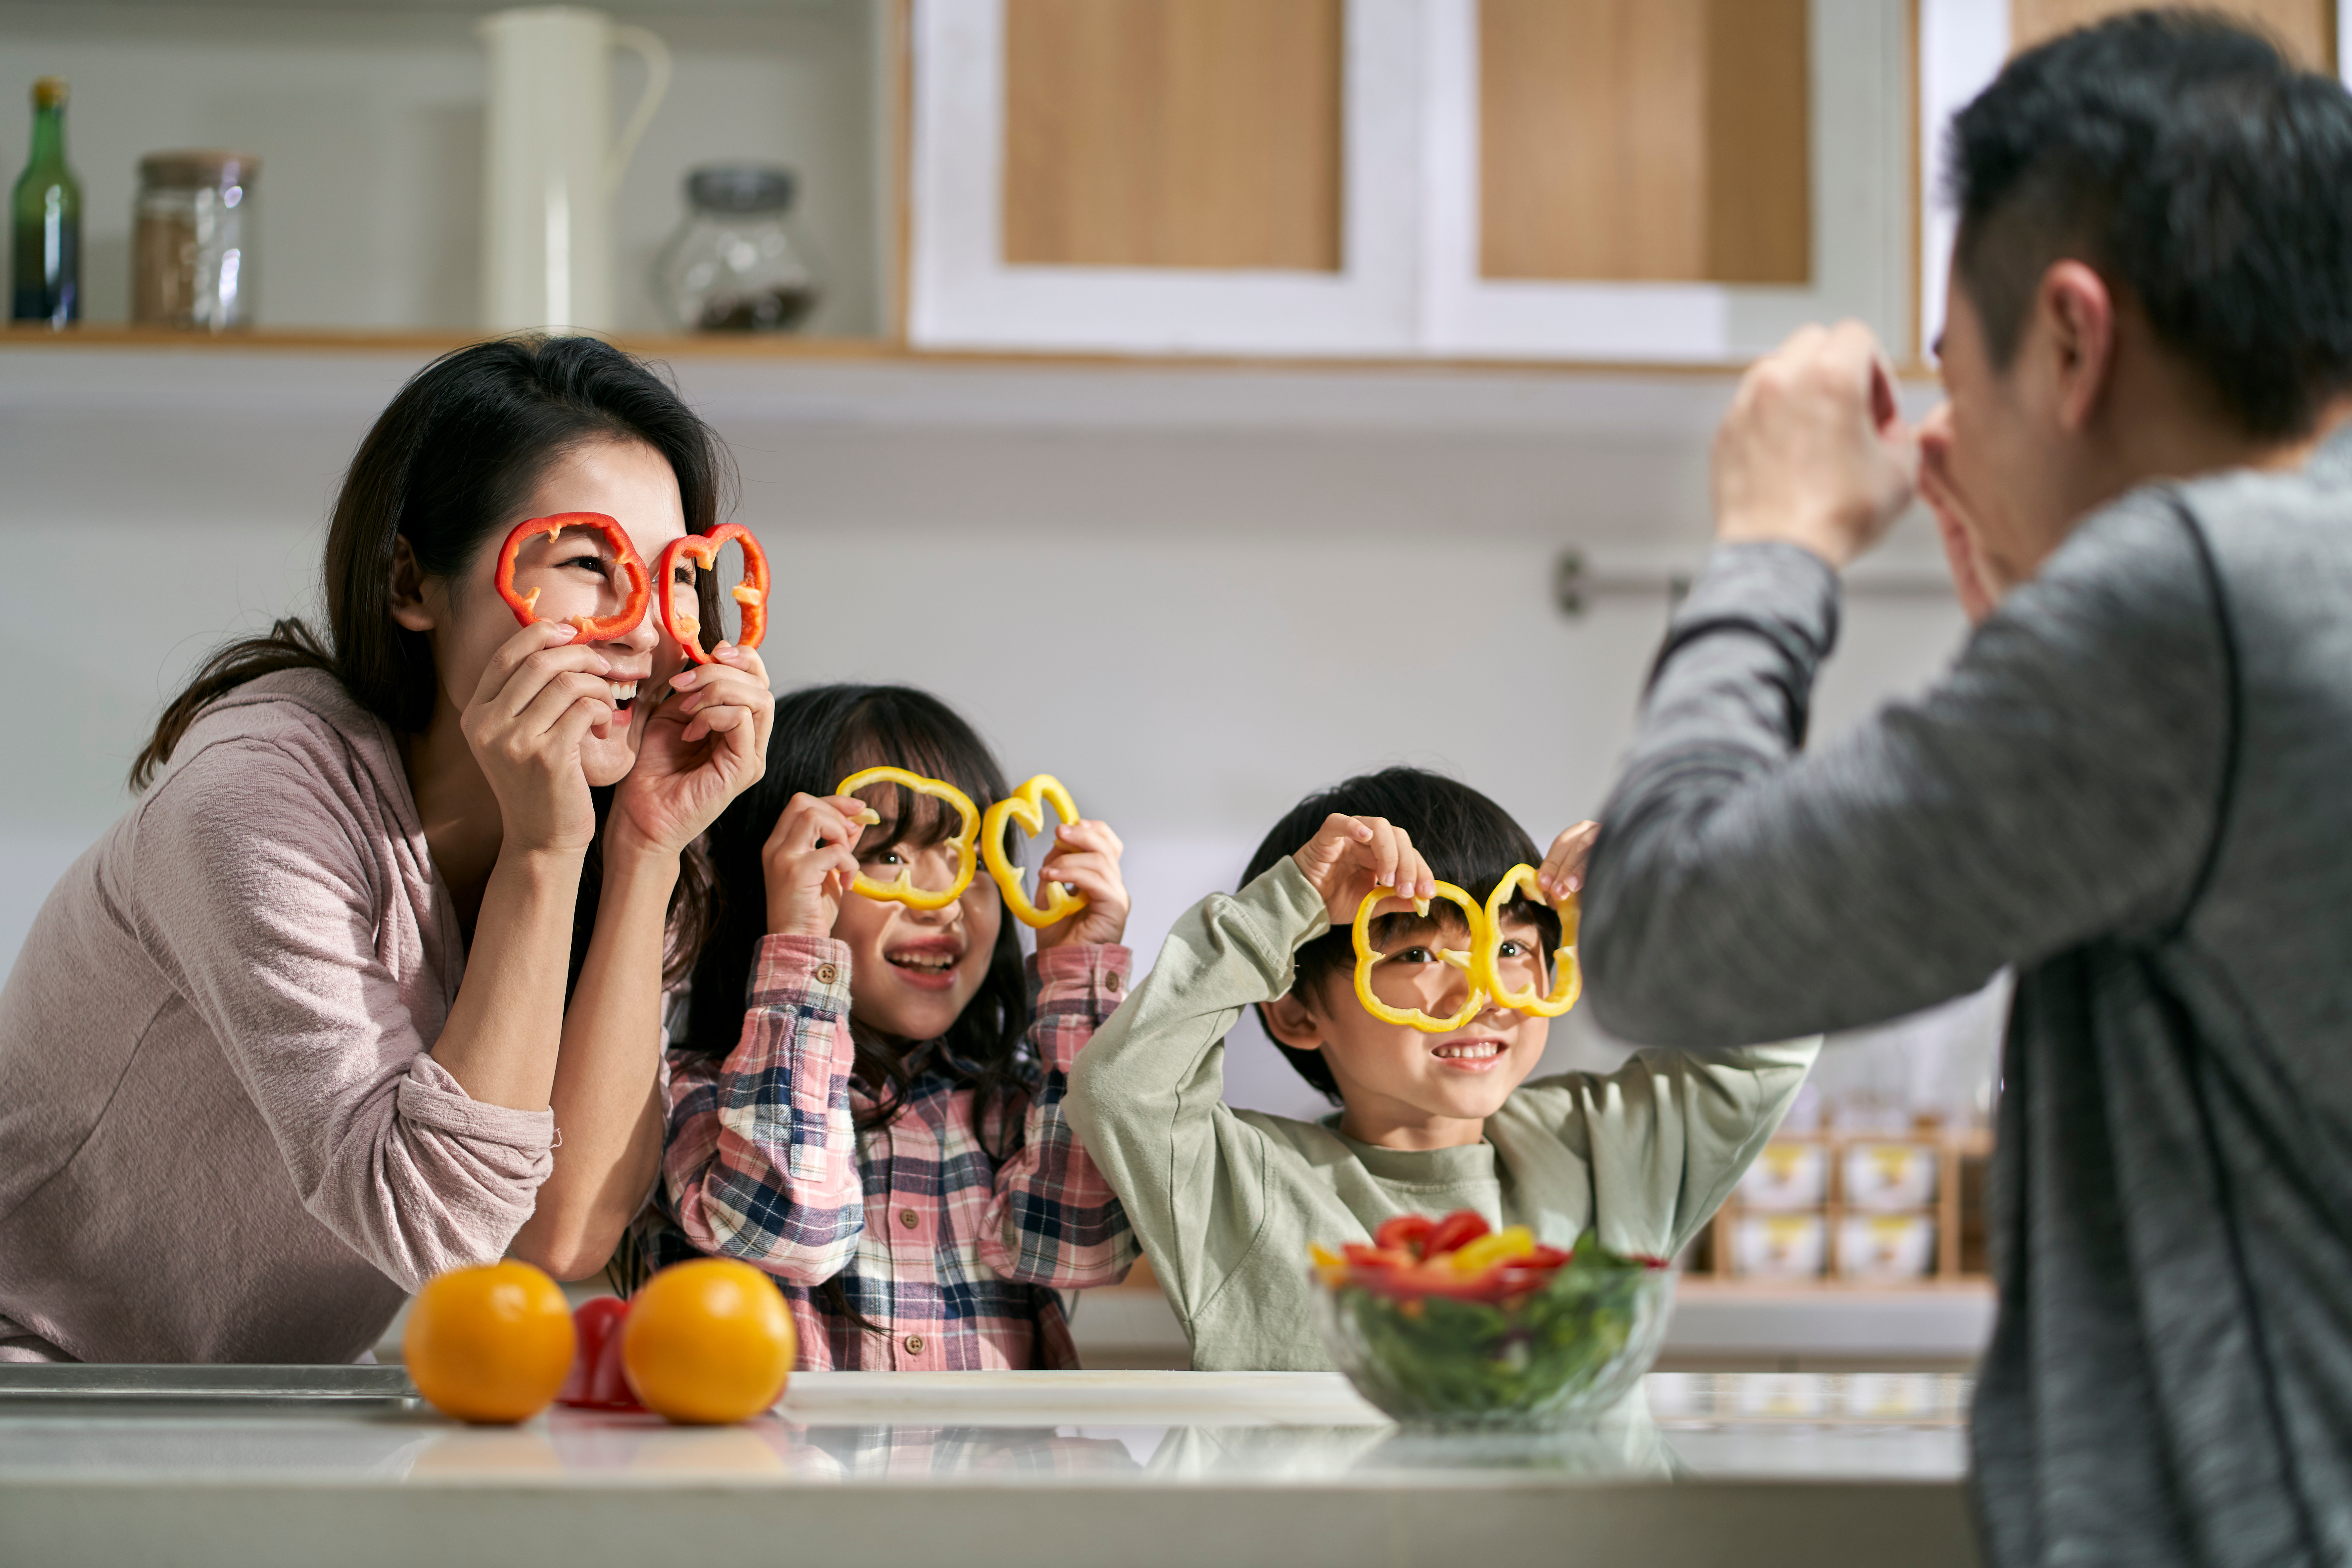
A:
1001;0;1345;272
2010;0;2333;64
1478;0;1810;286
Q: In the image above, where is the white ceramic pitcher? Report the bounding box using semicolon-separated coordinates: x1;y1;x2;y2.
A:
479;6;670;333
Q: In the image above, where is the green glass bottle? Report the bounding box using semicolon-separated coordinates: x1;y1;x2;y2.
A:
11;77;80;326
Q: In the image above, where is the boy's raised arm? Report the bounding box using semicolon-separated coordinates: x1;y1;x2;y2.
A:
1065;857;1332;1325
1494;1040;1818;1261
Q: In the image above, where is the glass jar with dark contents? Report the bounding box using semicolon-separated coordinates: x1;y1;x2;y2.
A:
654;165;819;333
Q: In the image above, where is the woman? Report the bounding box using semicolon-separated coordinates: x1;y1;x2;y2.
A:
0;336;774;1363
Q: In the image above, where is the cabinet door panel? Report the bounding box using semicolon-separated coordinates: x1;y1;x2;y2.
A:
1003;0;1343;271
1478;0;1808;287
911;0;1421;355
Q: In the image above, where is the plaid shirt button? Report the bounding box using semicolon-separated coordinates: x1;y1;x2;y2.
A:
815;963;839;985
904;1334;924;1354
1105;971;1122;993
899;1208;919;1228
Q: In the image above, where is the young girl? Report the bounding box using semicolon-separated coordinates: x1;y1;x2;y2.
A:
638;684;1138;1368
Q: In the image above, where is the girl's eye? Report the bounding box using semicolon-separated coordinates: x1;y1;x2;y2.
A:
1497;940;1529;958
868;849;904;868
1396;946;1433;964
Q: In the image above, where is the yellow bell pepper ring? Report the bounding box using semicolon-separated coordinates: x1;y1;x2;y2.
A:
982;773;1092;930
1351;882;1490;1033
1477;865;1582;1017
834;767;979;911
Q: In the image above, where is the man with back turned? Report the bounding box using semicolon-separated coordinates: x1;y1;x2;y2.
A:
1573;14;2352;1566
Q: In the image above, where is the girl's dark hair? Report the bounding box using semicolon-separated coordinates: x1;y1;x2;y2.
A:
676;684;1031;1326
129;333;732;989
1239;767;1559;1102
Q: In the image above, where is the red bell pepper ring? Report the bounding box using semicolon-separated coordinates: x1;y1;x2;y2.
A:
1373;1214;1437;1258
494;512;652;640
555;1296;642;1411
1422;1210;1491;1258
653;522;769;664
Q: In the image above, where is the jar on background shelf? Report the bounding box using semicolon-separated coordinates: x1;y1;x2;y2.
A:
654;165;818;333
133;150;257;330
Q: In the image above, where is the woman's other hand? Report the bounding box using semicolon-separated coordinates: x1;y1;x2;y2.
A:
613;643;775;858
1034;819;1131;951
460;621;613;856
761;792;873;940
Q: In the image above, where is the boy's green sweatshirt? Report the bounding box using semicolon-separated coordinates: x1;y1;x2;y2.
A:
1065;857;1819;1372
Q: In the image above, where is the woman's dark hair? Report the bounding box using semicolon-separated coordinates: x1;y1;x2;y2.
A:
1239;767;1559;1102
1947;9;2352;436
130;333;732;988
672;684;1031;1326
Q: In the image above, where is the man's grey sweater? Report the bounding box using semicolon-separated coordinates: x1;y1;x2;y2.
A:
1583;431;2352;1568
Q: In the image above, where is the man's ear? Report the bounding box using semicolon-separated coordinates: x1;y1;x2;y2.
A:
1260;990;1327;1054
2034;259;2116;436
387;534;435;633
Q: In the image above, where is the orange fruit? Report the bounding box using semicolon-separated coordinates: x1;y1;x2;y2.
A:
620;1258;795;1425
403;1260;576;1425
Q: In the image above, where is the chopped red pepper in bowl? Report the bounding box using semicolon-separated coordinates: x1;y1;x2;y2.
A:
1310;1208;1673;1428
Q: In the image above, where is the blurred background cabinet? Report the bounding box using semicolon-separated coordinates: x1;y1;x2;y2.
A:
910;0;1910;360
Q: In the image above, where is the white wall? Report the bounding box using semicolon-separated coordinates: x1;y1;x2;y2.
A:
0;346;1977;1116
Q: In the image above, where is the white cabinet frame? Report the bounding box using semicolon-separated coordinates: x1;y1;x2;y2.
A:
907;0;1425;356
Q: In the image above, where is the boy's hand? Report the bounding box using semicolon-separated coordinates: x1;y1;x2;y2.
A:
1293;814;1436;927
1535;821;1601;902
1034;819;1131;951
761;792;872;940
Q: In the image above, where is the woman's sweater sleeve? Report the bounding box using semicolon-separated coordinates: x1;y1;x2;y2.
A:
978;942;1140;1288
1065;860;1328;1322
659;934;865;1283
129;741;555;1294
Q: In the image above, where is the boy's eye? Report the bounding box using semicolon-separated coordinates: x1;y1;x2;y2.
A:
867;849;904;868
1396;946;1433;964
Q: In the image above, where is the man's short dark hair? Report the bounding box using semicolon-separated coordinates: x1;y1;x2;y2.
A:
1947;8;2352;436
1239;767;1558;1102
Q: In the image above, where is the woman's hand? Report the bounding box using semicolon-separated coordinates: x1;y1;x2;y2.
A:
612;644;775;859
1535;821;1601;902
762;792;873;940
460;622;614;856
1034;820;1131;950
1292;814;1435;928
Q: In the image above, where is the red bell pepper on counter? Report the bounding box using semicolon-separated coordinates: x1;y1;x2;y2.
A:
556;1296;642;1411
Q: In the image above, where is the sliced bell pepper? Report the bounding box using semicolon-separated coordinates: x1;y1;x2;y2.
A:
982;773;1091;929
1477;864;1582;1017
1351;882;1489;1033
1422;1209;1491;1258
1373;1213;1437;1258
1446;1225;1539;1277
493;512;651;640
836;766;980;911
653;522;769;664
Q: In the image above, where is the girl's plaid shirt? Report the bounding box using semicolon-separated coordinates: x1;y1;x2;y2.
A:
641;932;1140;1370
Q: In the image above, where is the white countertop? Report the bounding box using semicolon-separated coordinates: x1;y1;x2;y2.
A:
0;1370;1982;1567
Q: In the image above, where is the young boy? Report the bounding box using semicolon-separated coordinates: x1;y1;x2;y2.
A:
1065;768;1817;1372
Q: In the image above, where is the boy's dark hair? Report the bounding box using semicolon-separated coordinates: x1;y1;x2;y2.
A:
1239;767;1558;1102
1946;9;2352;437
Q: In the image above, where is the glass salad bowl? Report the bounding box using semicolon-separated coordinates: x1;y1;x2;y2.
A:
1310;1213;1675;1430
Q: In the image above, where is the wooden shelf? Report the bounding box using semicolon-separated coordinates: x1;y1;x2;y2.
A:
0;324;1945;383
1704;1127;1994;1288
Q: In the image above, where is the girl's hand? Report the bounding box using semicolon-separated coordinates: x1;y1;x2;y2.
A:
1291;814;1435;928
612;644;776;859
1034;819;1130;950
460;622;614;856
761;792;873;940
1535;821;1601;902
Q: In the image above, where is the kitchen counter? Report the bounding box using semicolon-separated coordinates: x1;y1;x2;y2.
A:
0;1370;1980;1567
